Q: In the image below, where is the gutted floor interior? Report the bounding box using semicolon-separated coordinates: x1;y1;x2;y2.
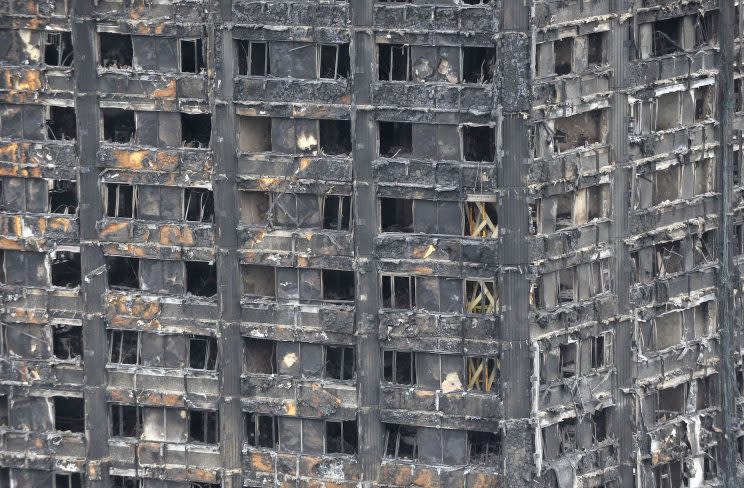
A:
0;0;742;486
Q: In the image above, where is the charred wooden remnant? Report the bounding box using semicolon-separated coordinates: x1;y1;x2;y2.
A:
0;0;741;486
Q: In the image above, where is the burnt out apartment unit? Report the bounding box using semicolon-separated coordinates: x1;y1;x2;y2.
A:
0;0;742;486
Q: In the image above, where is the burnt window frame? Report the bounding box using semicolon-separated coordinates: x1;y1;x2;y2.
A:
383;423;418;460
188;409;220;444
378;43;411;82
383;350;416;385
110;403;141;438
324;345;355;381
44;31;74;67
179;38;205;73
325;419;358;455
108;329;141;365
245;412;278;449
236;39;270;76
188;335;218;371
381;274;416;310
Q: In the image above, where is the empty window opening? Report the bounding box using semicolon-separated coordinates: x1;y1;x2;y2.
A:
694;230;716;266
326;420;357;454
378;44;410;81
384;424;417;460
383;350;415;384
653;311;683;350
107;256;139;289
654;461;683;488
655;92;680;130
695;85;714;121
325;345;354;380
656;384;686;422
557;417;577;454
587;32;606;66
591;334;612;369
180;38;205;73
0;396;7;425
697;375;717;410
462;0;490;5
189;410;219;444
465;201;498;237
462;47;495;83
184;187;214;222
655;240;683;277
102;108;135;143
53;324;82;360
105;183;135;218
241;264;276;297
592;409;608;443
468;431;501;464
379;121;412;157
465;279;499;314
319;119;352;155
237;116;272;152
380;198;413;232
111;404;140;437
322;195;351;230
319;43;351;79
111;476;141;488
694;301;715;338
463;125;495;161
49;180;77;214
652;165;680;205
558;268;575;303
244;338;276;374
466;356;499;392
322;269;354;301
246;413;278;448
693;158;715;195
653;18;682;56
559;342;577;378
47;106;76;141
236;40;270;76
109;329;140;365
189;336;217;370
381;274;416;309
54;473;82;488
54;396;84;432
181;113;211;148
185;261;217;297
100;33;133;68
51;251;81;288
696;12;718;46
553;38;573;75
704;446;719;480
553;193;573;230
552;109;606;152
44;32;73;66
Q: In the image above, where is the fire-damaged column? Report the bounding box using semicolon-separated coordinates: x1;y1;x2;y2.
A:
212;1;244;486
607;5;634;487
716;0;739;486
70;1;109;486
350;0;383;482
498;0;533;486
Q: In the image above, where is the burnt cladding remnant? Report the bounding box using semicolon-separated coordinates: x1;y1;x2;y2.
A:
0;0;741;487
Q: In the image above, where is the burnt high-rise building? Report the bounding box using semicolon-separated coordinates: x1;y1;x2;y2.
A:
0;0;742;486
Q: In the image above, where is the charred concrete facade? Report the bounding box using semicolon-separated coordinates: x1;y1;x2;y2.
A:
0;0;742;487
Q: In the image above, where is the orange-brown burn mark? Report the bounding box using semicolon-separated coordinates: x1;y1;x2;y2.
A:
114;149;150;170
152;79;177;98
9;215;22;237
187;469;217;483
250;452;274;473
0;143;20;164
283;400;297;416
160;225;195;246
99;221;130;239
469;473;499;488
155;151;180;171
411;266;433;275
109;388;134;403
299;158;312;171
0;237;23;251
48;216;73;232
297;256;309;267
